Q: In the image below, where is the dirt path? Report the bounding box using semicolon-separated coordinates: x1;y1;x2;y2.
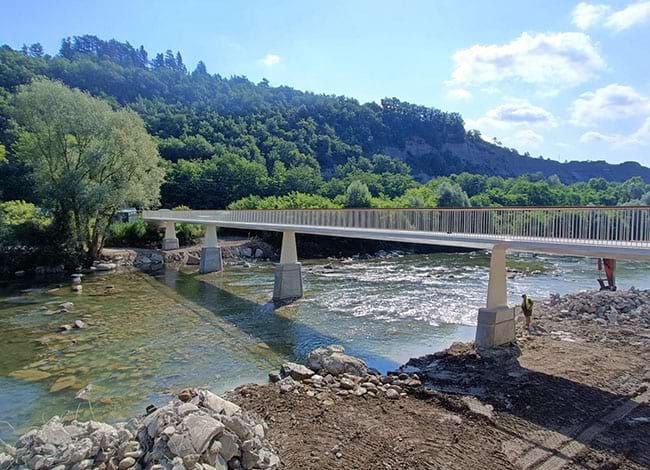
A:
229;290;650;469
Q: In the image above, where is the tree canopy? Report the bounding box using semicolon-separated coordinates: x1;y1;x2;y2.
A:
12;78;164;260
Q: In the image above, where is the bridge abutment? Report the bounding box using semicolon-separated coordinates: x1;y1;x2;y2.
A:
273;231;303;302
476;245;515;348
199;224;223;274
162;221;180;251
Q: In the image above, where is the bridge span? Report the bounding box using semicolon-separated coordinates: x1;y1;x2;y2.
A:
143;206;650;347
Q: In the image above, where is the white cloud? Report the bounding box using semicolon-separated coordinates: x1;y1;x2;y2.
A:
448;88;472;100
470;102;557;130
579;130;616;143
450;32;605;88
260;53;281;66
570;83;650;125
579;118;650;148
622;117;650;146
514;129;544;148
466;102;554;153
571;1;650;31
605;1;650;30
572;2;611;29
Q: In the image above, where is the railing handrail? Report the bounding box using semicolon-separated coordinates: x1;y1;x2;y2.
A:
143;206;650;249
148;205;650;212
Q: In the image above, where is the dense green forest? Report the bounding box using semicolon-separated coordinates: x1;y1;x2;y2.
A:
1;36;650;272
1;36;649;212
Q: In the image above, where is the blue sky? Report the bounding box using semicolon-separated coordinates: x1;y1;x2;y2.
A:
2;0;650;167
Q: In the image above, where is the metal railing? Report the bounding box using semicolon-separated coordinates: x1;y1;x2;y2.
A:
143;207;650;248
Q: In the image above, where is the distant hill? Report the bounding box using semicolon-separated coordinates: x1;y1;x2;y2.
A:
1;35;649;189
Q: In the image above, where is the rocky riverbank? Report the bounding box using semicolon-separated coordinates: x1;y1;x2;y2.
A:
100;238;276;272
2;288;650;469
0;390;279;470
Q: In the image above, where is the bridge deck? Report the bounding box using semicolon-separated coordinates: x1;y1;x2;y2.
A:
143;208;650;261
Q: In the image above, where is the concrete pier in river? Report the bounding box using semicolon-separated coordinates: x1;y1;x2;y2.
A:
144;207;650;348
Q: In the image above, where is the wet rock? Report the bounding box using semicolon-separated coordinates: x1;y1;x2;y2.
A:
8;369;51;382
186;254;200;266
280;362;314;381
95;262;117;271
49;376;77;393
254;248;264;258
59;302;74;310
308;345;368;377
73;320;86;329
240;247;253;257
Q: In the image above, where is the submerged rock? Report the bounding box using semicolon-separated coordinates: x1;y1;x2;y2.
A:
49;375;77;393
95;262;117;271
8;369;51;382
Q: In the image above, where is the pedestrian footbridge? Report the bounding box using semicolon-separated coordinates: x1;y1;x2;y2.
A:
143;207;650;347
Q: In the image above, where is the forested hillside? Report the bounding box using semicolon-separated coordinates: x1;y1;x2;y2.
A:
1;36;649;212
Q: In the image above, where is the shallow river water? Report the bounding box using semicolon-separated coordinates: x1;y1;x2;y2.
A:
1;251;649;441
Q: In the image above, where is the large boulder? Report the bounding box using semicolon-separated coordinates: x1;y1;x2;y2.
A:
280;362;314;381
308;345;368;377
138;391;278;469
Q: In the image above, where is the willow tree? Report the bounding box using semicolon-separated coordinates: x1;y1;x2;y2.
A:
13;78;164;262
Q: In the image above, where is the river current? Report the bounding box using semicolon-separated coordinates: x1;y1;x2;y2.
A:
1;251;649;441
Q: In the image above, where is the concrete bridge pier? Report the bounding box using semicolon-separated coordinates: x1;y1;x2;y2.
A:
273;231;303;303
199;224;223;274
475;245;516;348
162;221;180;251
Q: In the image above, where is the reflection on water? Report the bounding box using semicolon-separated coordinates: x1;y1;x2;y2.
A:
0;251;649;441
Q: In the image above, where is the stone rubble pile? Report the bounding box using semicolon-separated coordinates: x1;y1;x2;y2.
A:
269;345;422;404
544;287;650;326
0;390;279;470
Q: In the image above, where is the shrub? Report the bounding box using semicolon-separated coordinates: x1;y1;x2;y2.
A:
106;219;161;248
172;206;204;246
0;200;52;247
344;180;372;208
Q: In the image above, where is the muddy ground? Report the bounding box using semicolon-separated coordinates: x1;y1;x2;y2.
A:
230;293;650;470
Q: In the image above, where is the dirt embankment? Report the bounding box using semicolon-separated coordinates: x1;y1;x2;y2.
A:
230;289;650;469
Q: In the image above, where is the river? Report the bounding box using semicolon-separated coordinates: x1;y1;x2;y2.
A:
1;251;649;442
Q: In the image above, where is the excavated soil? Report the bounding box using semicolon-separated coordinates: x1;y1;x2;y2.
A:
230;293;650;469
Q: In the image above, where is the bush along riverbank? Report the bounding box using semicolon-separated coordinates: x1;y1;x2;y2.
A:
3;288;650;469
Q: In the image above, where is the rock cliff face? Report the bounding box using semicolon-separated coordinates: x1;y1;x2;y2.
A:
382;137;650;183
